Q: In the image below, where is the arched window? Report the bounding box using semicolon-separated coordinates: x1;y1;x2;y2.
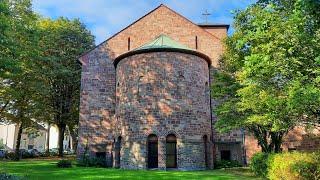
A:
147;134;158;168
203;135;208;168
166;134;177;168
115;136;122;168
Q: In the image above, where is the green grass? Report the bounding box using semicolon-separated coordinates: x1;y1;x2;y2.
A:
0;160;260;180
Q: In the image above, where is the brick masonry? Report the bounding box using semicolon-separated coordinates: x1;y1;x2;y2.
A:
77;4;320;169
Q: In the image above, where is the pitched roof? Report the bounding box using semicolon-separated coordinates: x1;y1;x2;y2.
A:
134;34;192;51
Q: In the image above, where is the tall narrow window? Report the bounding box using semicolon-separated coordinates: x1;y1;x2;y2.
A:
166;134;177;168
203;135;208;168
195;36;198;49
147;134;158;168
128;37;131;51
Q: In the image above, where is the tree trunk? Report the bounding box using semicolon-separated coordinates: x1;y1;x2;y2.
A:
57;124;66;157
14;122;23;160
46;123;50;154
270;132;284;153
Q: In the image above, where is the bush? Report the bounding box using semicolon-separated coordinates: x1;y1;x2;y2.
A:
268;152;314;180
0;173;23;180
77;155;107;168
57;160;72;168
250;152;272;178
5;152;16;160
292;152;320;180
214;160;242;169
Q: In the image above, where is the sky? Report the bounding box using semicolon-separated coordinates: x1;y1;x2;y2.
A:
32;0;257;45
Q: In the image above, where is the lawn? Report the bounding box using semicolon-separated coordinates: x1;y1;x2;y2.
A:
0;160;260;180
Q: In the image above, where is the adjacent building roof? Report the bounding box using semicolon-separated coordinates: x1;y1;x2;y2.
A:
114;35;211;67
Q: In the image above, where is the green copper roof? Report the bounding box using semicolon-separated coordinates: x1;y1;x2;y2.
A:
134;34;192;51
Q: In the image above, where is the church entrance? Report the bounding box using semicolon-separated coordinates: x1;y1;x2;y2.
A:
166;134;177;168
147;134;158;168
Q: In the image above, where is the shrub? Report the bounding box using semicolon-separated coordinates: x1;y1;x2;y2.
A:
214;160;242;169
77;156;107;168
250;152;272;178
0;173;23;180
268;152;313;180
5;152;16;160
292;152;320;180
57;160;72;168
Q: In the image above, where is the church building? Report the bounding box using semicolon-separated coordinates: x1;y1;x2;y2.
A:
77;4;320;170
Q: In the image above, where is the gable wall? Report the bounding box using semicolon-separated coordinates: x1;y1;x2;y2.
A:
106;5;224;67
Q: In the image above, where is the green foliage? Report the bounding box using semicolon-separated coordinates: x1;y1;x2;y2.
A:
57;160;72;168
250;151;319;179
0;0;94;157
5;152;17;160
214;160;242;169
292;152;320;180
77;156;108;168
213;0;320;153
250;152;272;178
37;17;94;156
268;152;314;180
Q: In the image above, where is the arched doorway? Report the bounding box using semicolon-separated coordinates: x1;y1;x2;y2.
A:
166;134;177;168
115;136;122;168
147;134;158;168
203;135;208;168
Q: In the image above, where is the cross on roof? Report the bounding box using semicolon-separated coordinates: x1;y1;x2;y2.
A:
202;10;211;23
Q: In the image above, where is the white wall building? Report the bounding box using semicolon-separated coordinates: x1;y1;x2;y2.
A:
0;123;73;152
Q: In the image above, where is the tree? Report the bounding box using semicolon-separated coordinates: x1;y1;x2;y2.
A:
38;18;94;156
0;0;42;159
212;0;320;153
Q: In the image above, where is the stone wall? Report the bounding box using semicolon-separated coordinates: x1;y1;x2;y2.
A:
77;4;229;167
115;52;212;169
77;45;116;159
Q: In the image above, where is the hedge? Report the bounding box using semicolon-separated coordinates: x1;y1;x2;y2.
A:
250;151;320;180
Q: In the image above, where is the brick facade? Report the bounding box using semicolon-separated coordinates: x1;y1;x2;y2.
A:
77;4;320;169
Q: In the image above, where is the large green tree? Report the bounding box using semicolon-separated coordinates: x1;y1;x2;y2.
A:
0;0;43;159
38;18;94;156
213;0;320;153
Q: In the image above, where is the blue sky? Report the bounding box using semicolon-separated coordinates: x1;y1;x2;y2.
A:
32;0;256;45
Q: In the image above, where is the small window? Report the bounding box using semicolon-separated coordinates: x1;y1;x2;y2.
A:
195;36;198;49
221;150;231;161
128;37;131;51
